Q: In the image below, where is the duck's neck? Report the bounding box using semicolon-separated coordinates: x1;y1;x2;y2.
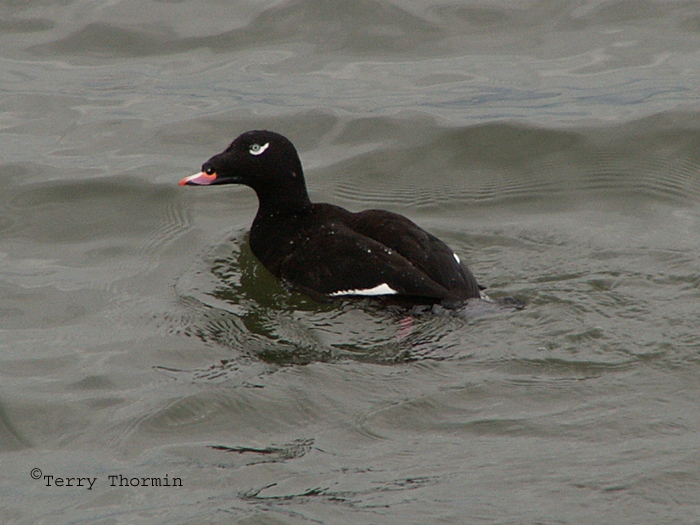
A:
252;170;312;217
249;192;312;274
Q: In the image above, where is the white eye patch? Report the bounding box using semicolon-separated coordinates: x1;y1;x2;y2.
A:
249;142;270;156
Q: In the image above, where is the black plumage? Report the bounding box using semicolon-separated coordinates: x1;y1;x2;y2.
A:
180;130;482;306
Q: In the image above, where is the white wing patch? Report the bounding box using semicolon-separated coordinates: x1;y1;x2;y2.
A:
329;283;398;297
249;142;270;156
453;252;461;264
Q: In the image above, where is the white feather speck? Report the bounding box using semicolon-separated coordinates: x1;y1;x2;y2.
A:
329;283;398;297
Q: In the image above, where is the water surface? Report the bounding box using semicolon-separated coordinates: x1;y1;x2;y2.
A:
2;1;700;523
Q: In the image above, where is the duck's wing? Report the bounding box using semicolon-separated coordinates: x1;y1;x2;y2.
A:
277;221;453;301
347;209;481;299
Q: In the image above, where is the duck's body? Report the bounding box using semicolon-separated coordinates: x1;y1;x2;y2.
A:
180;130;482;306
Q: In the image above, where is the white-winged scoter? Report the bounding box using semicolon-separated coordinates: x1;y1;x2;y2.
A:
180;130;482;306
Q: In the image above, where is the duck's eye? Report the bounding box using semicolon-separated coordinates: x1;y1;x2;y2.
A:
204;166;215;175
249;142;270;156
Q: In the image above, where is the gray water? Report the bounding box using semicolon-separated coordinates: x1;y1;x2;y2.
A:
2;1;700;523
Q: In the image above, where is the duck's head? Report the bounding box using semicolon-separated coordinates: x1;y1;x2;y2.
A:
180;130;310;208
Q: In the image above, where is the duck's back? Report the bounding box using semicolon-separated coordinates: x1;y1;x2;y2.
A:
249;203;480;303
